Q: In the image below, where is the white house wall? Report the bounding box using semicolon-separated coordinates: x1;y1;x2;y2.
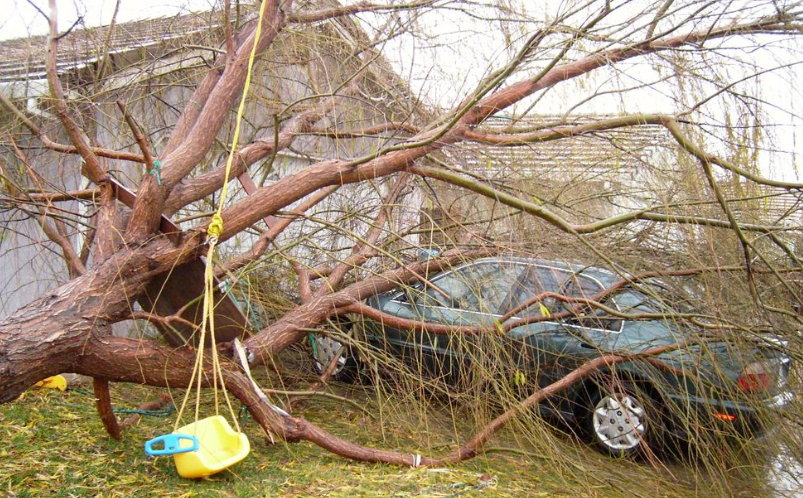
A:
1;21;423;320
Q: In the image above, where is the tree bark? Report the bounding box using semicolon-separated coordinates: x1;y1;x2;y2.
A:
0;236;202;402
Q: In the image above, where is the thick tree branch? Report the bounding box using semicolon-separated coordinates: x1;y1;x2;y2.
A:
2;1;802;477
0;233;203;402
243;248;494;364
93;377;122;440
204;18;803;242
126;0;287;237
436;342;687;463
463;16;801;125
286;0;436;24
67;332;686;467
163;67;365;216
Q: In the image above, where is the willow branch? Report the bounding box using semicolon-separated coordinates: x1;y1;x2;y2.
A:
460;114;666;145
436;341;687;463
45;0;107;185
12;188;101;202
164;61;365;216
663;119;803;189
315;174;410;297
243;248;495;364
409;164;799;237
217;186;338;276
286;0;436;24
211;16;803;241
116;100;155;172
128;309;199;330
0;92;145;164
304;122;421;139
1;146;86;277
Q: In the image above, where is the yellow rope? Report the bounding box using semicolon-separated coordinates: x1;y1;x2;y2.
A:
173;0;270;433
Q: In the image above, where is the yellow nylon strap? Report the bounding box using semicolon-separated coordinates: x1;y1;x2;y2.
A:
208;0;270;240
174;0;270;432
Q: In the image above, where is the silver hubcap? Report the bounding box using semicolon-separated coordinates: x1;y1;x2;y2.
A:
313;335;347;374
592;393;647;451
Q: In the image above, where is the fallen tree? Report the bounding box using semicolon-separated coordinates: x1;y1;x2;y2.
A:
1;0;803;470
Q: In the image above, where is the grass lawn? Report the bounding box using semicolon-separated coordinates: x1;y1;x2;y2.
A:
0;379;777;498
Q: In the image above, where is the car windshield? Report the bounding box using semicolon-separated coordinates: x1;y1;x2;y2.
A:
418;261;527;315
615;280;702;316
411;260;704;325
615;290;664;314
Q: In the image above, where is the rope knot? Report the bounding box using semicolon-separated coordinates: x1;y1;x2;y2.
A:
207;213;224;244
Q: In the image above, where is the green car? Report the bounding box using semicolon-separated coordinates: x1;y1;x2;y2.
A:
311;257;793;456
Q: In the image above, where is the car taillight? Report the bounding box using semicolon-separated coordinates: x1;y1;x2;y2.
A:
737;363;773;393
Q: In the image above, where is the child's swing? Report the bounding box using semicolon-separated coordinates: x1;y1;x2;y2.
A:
143;235;251;478
144;0;271;476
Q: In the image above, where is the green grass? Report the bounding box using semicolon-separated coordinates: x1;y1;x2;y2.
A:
0;380;780;497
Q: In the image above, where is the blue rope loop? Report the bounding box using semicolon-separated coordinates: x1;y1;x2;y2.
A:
113;404;175;417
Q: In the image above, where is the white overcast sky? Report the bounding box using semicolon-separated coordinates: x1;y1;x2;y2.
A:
2;0;216;40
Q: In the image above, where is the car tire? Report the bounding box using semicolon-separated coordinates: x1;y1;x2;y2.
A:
310;332;360;383
580;379;663;458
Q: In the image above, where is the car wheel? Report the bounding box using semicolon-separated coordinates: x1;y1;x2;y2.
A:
310;333;359;382
581;381;662;457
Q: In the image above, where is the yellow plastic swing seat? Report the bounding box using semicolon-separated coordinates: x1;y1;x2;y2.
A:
172;415;250;478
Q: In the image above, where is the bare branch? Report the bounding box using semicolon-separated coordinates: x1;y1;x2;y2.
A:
0;91;145;164
45;0;107;185
1;143;86;277
286;0;437;24
217;186;338;276
116;100;156;171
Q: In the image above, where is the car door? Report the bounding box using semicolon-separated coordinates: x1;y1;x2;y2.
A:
505;266;621;392
545;271;624;381
390;260;526;382
502;264;576;392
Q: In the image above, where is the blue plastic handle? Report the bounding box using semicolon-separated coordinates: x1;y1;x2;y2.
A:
144;434;199;456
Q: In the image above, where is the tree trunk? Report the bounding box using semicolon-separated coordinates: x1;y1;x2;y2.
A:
0;235;201;402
